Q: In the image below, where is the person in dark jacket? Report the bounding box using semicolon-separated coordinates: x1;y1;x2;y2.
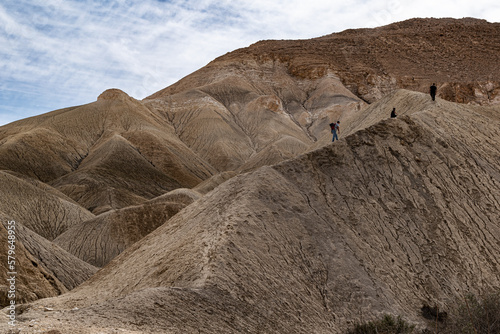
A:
330;121;340;142
390;108;397;118
430;83;437;101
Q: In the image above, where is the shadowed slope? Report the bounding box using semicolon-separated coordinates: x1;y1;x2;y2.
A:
49;134;186;214
0;171;95;240
192;171;238;194
0;173;98;307
0;216;67;308
12;91;499;333
54;189;201;267
8;222;98;290
0;216;97;308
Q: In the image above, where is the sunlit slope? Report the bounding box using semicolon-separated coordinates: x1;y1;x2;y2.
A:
0;89;215;213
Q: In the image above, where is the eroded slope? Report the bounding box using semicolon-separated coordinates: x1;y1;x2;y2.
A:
0;89;215;213
9;91;499;333
54;188;201;267
0;171;95;240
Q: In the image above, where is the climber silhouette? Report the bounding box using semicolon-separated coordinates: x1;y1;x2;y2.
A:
390;108;397;118
430;83;437;101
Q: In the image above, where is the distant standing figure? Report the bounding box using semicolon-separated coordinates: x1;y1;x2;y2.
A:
390;108;397;118
430;83;437;101
330;121;340;142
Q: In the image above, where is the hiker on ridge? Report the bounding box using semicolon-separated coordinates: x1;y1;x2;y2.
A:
330;121;340;142
430;83;437;101
390;108;397;118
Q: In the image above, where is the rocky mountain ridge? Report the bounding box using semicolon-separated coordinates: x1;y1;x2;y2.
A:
150;17;499;105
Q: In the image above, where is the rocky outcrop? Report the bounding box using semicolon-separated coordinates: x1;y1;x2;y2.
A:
151;18;500;106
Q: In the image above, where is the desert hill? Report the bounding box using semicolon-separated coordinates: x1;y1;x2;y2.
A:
53;188;201;267
0;214;97;308
5;90;499;333
142;17;500;166
0;89;215;214
1;18;498;211
0;17;499;333
0;171;95;240
151;17;499;104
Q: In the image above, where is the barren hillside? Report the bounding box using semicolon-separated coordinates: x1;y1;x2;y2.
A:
0;171;95;240
4;90;499;333
54;188;201;267
0;89;215;214
151;18;499;104
1;18;498;209
0;17;499;334
0;214;97;308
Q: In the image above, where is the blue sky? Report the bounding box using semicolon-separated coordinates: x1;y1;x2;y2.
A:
1;0;499;125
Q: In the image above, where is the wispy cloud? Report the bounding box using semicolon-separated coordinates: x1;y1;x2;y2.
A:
0;0;498;125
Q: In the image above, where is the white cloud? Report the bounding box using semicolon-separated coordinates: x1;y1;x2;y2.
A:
0;0;499;125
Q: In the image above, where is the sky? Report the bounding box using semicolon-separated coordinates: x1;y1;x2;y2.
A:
1;0;499;125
